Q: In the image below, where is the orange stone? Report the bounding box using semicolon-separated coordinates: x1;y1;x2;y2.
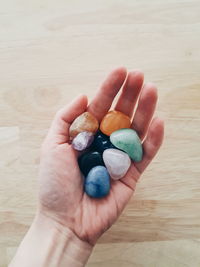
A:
100;110;131;136
69;112;99;138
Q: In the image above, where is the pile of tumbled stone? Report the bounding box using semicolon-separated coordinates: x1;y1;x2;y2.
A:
69;110;143;198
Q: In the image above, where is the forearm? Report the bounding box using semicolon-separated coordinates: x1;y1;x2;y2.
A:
9;212;93;267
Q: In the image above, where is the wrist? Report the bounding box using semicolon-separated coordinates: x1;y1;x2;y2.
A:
10;212;93;267
35;212;93;266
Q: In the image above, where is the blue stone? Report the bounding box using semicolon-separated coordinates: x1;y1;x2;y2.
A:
78;151;105;176
84;166;110;198
91;131;115;154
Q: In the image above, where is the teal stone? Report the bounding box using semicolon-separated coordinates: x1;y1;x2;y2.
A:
110;128;143;162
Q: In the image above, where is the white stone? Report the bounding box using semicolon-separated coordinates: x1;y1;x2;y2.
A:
103;148;131;180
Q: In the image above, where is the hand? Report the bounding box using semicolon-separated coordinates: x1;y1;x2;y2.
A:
38;67;164;247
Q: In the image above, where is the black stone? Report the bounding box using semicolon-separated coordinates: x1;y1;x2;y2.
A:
91;131;115;154
78;151;105;177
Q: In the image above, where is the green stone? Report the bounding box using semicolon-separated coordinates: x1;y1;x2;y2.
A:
110;128;143;162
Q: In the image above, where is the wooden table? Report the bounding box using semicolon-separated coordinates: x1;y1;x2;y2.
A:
0;0;200;266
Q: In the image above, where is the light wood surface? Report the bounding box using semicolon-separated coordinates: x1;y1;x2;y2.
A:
0;0;200;266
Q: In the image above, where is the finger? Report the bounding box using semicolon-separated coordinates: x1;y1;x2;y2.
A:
115;71;144;117
132;83;158;141
134;117;164;174
119;163;141;191
87;67;127;121
47;95;88;144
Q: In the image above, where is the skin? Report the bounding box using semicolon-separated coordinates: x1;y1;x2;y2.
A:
38;67;164;246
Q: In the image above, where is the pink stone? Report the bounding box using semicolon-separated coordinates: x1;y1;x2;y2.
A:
72;132;94;151
103;148;131;180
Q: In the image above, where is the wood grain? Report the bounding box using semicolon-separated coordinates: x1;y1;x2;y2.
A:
0;0;200;266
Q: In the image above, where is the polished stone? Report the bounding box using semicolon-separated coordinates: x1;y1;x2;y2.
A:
103;149;131;180
84;166;110;198
72;131;94;151
91;131;115;153
110;128;143;162
69;112;99;138
78;151;105;176
100;110;131;136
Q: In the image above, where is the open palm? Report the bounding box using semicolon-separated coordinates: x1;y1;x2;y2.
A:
38;68;164;246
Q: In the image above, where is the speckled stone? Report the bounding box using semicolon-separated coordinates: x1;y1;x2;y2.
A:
91;131;115;153
69;112;99;138
110;128;143;162
78;151;105;177
84;166;110;198
103;149;131;180
72;132;94;151
100;110;131;136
